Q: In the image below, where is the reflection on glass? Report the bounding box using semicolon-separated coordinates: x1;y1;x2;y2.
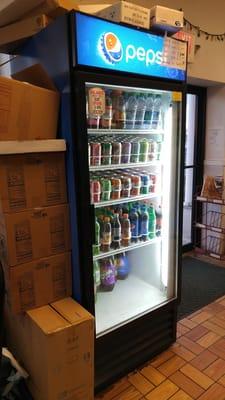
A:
86;82;180;336
185;94;196;166
183;168;194;245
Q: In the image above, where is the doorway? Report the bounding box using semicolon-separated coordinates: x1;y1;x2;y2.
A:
182;86;206;251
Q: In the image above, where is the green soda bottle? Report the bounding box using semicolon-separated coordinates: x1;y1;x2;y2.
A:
93;217;100;255
148;204;156;239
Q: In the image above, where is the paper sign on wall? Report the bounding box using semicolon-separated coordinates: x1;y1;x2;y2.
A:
173;30;196;63
162;37;187;70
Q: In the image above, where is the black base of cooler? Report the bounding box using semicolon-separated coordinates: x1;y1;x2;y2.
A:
95;299;177;393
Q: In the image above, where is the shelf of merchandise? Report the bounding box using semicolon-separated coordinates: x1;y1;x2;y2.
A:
93;237;161;261
89;161;161;171
196;196;225;205
195;222;225;234
93;193;159;208
194;195;225;261
88;128;165;135
0;139;66;155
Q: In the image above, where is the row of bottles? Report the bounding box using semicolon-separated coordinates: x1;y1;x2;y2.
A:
87;87;163;130
93;202;162;255
93;253;130;300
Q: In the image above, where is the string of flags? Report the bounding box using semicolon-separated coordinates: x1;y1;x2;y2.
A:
180;9;225;41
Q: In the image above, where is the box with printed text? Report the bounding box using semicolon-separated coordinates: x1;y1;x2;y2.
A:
0;204;71;266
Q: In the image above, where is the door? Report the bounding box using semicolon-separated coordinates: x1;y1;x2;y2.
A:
72;72;184;338
182;86;206;251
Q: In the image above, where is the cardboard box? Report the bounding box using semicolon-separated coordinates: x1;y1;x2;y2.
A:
0;65;59;140
0;0;78;27
150;5;183;33
96;1;150;30
0;152;67;212
0;14;51;53
5;297;94;400
0;0;44;27
4;252;72;314
0;204;71;266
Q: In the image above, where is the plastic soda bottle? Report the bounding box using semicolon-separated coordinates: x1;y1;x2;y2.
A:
126;93;137;129
148;204;156;239
93;217;100;255
129;207;139;243
151;94;162;130
101;217;112;252
100;257;116;291
140;205;149;241
100;91;112;129
113;91;126;129
135;94;146;128
111;213;121;249
143;94;154;129
114;253;130;279
121;213;131;247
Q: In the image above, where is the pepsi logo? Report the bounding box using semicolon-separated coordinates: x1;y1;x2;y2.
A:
100;32;123;64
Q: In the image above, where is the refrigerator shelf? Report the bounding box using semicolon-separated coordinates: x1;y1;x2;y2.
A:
88;128;165;135
93;237;161;260
195;222;225;234
89;161;161;171
93;193;159;208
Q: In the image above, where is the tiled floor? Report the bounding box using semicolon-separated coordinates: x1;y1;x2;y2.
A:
95;295;225;399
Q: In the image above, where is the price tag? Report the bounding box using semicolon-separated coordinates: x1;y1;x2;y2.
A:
172;92;182;102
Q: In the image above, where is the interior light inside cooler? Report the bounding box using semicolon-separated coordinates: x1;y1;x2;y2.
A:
161;105;173;288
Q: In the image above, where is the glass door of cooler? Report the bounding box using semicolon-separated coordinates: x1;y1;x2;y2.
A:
86;82;181;337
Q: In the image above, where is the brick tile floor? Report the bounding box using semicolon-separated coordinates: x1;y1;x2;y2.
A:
95;296;225;399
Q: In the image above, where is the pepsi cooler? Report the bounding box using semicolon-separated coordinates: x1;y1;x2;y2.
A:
10;11;187;392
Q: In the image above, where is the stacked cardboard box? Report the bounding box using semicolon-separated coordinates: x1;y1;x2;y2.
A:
0;151;72;314
5;297;94;400
0;0;79;53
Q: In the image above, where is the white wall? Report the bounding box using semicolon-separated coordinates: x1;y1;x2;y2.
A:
204;87;225;176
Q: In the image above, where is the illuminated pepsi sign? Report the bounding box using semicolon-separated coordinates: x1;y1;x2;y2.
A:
74;13;186;81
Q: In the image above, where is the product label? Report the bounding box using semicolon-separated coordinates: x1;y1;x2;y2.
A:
18;271;35;310
112;227;121;241
88;87;105;116
50;214;65;253
53;263;66;297
101;232;111;245
15;220;32;262
45;162;62;204
7;165;26;210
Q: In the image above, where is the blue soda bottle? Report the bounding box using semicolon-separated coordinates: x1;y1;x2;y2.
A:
130;207;139;243
140;205;149;241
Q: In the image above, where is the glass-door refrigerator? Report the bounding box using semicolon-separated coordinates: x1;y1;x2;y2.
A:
10;10;187;392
